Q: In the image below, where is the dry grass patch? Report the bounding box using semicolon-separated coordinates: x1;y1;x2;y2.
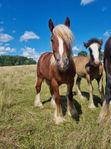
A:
0;65;111;149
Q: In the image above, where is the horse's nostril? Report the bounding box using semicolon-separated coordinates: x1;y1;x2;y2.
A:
56;58;60;62
65;58;69;65
95;61;100;65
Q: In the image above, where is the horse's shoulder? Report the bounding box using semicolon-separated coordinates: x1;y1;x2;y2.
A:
38;52;52;63
73;56;89;65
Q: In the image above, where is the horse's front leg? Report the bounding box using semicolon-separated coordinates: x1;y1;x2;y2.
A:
86;75;95;108
96;76;104;102
51;79;64;124
34;77;44;108
98;80;111;123
98;100;110;123
67;78;78;118
49;85;56;108
76;76;85;100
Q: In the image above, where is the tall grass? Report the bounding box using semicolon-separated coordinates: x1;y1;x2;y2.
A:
0;65;111;149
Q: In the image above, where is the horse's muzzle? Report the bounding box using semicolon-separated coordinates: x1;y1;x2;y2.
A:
94;60;101;66
57;58;69;71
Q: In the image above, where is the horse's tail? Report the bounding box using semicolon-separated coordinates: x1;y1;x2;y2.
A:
98;36;111;123
98;100;111;123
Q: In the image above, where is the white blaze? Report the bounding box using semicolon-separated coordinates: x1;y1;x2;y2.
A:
89;43;99;62
58;36;64;57
34;93;43;108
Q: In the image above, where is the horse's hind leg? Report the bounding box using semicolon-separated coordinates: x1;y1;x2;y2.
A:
46;80;55;107
46;81;55;108
76;76;85;100
34;77;43;108
98;100;110;123
51;79;64;124
67;79;78;118
96;76;104;102
98;80;111;123
86;75;95;108
49;85;56;108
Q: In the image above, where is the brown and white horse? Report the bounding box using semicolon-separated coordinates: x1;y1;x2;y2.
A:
98;36;111;123
34;17;78;124
73;38;104;108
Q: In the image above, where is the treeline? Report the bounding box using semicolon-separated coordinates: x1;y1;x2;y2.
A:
0;55;36;66
78;51;104;61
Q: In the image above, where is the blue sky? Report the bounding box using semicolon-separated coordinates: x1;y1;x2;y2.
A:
0;0;111;60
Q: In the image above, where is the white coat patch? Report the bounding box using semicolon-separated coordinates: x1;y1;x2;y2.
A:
89;43;99;61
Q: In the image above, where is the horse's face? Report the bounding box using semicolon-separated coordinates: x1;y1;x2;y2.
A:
50;34;71;71
84;38;103;66
49;17;72;71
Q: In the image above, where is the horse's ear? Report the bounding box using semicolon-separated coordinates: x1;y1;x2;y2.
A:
83;42;88;48
65;17;70;27
99;39;103;45
48;19;54;32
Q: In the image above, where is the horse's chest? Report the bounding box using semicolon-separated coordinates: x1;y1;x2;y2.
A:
87;66;101;79
51;68;74;83
55;72;74;83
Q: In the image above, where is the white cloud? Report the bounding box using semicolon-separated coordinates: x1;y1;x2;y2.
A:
0;27;4;32
72;46;81;56
20;31;40;42
0;33;13;42
0;46;16;55
5;43;10;46
22;47;40;61
72;46;80;52
81;0;95;6
103;30;111;38
0;42;3;46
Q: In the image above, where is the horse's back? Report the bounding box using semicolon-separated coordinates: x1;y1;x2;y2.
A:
104;37;111;72
73;56;89;77
37;52;52;79
104;37;111;59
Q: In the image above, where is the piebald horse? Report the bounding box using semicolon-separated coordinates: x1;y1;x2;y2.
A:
34;17;78;124
73;38;104;108
98;36;111;123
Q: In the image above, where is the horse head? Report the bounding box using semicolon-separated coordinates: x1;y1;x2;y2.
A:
84;38;103;66
48;17;73;71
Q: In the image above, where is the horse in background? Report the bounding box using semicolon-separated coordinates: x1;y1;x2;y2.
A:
34;17;78;124
98;36;111;123
73;38;104;108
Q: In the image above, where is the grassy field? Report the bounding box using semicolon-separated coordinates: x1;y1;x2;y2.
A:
0;65;111;149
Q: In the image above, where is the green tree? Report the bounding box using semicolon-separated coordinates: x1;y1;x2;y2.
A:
100;51;104;62
0;55;36;66
78;51;87;56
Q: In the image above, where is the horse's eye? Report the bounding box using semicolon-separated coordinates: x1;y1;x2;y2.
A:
51;39;54;42
89;48;92;53
99;48;101;51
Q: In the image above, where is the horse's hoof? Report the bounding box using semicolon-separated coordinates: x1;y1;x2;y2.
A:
88;104;96;109
34;102;43;108
67;110;71;116
67;109;78;117
54;116;65;125
51;98;56;108
67;108;79;121
80;95;86;100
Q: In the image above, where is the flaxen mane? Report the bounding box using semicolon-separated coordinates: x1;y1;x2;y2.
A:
50;24;74;64
53;24;74;48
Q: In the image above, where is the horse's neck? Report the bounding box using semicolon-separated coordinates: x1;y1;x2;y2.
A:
86;61;103;75
55;58;75;74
